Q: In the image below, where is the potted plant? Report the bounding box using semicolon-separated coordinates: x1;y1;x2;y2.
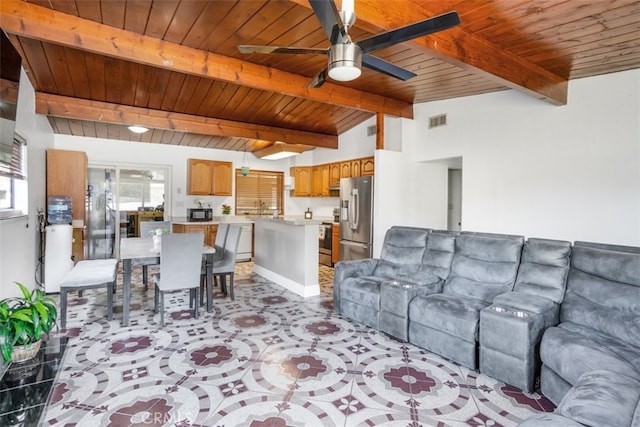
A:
0;282;57;364
221;204;232;215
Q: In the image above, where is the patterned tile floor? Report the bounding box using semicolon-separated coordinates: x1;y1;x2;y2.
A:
39;262;554;426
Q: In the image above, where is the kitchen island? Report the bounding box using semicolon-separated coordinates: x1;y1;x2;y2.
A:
253;217;322;297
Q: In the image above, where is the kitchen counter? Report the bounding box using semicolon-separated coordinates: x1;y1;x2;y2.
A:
171;216;254;225
253;218;320;297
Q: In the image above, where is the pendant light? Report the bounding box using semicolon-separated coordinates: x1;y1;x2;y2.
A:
240;142;250;176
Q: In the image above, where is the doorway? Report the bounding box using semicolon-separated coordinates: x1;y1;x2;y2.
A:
447;168;462;231
86;165;169;259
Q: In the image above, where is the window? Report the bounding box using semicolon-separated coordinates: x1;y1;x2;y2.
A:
0;133;27;217
235;169;284;216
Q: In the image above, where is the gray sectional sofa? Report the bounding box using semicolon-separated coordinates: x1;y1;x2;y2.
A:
333;227;640;427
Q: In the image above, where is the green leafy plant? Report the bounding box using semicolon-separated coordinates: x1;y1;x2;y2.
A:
0;282;57;363
221;204;232;215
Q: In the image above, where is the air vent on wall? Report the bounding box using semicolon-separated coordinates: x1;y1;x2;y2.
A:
429;113;447;129
366;125;376;136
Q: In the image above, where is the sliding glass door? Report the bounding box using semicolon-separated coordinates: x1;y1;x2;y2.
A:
86;164;169;259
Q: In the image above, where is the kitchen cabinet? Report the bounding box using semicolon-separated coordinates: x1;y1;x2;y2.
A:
187;159;233;196
290;166;311;197
332;224;340;264
47;149;87;223
47;149;87;261
340;161;351;178
311;166;322;197
351;159;361;177
329;163;340;187
173;223;218;247
320;164;330;196
361;157;375;176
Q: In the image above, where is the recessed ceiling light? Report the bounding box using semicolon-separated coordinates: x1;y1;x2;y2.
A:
128;125;149;134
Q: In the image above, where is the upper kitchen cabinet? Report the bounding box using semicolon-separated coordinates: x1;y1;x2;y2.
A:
351;159;362;177
187;159;232;196
329;163;340;188
290;166;311;197
340;161;351;178
361;157;375;176
46;149;87;222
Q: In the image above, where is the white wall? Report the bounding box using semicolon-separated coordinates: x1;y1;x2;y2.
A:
0;69;55;298
404;69;640;246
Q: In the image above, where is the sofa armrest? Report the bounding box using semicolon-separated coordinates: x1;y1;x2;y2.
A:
334;258;378;283
393;271;444;295
333;258;378;313
493;291;560;330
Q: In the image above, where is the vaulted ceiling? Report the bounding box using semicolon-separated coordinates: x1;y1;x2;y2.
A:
1;0;639;154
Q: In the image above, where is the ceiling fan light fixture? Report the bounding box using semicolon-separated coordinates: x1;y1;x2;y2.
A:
128;125;149;134
328;43;362;81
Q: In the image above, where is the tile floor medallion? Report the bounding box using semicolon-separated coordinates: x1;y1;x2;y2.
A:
38;262;554;426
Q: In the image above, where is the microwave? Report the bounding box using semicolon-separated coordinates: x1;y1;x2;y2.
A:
187;208;213;222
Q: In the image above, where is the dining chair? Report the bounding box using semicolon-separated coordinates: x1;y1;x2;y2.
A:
138;221;171;289
213;223;229;261
212;224;242;300
153;231;204;326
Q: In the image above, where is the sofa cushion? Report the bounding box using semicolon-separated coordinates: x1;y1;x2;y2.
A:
513;238;571;303
419;231;457;280
444;233;524;303
556;370;640;427
540;322;640;385
372;226;429;278
409;293;489;341
561;246;640;346
340;276;386;307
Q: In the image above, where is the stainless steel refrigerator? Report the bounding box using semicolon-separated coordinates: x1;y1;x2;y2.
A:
339;176;374;261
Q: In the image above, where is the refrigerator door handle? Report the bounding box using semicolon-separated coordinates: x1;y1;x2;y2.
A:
351;189;359;230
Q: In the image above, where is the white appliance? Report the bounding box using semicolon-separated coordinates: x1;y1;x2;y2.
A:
44;224;74;293
236;223;253;261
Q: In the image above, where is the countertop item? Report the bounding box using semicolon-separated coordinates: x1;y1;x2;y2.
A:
252;216;322;226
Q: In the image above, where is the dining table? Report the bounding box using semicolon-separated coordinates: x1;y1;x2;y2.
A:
119;237;216;327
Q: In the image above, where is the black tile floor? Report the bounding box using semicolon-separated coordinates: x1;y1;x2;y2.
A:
1;262;554;426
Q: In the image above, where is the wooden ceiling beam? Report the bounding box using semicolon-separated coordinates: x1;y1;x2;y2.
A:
0;0;413;118
35;93;338;149
290;0;568;105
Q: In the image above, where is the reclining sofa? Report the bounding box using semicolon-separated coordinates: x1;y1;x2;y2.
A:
333;227;640;427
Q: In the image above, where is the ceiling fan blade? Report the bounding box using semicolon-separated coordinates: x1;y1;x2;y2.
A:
362;54;416;81
238;45;327;55
308;0;348;44
308;68;329;88
357;11;460;54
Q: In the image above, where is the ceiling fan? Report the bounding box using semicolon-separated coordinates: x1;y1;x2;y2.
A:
238;0;460;88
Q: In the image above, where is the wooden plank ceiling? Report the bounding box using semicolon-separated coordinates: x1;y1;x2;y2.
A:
1;0;639;153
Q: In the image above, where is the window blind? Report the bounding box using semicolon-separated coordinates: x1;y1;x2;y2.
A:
0;133;26;180
235;169;284;215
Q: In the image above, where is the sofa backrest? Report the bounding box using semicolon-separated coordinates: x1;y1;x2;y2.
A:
443;232;524;303
513;238;572;303
560;243;640;346
373;226;430;279
419;231;458;280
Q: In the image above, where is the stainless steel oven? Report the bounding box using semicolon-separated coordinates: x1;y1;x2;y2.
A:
319;222;333;266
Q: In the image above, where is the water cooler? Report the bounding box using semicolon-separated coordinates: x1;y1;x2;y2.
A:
44;197;74;293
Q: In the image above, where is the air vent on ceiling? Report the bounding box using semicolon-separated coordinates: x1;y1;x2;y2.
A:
366;125;376;136
429;113;447;129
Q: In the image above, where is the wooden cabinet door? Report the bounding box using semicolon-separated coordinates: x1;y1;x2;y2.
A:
46;149;87;222
361;157;375;176
187;159;212;195
340;161;351;178
211;161;233;196
332;225;340;264
351;159;361;177
207;224;218;247
291;167;311;197
311;166;322;197
320;164;330;196
329;163;340;187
